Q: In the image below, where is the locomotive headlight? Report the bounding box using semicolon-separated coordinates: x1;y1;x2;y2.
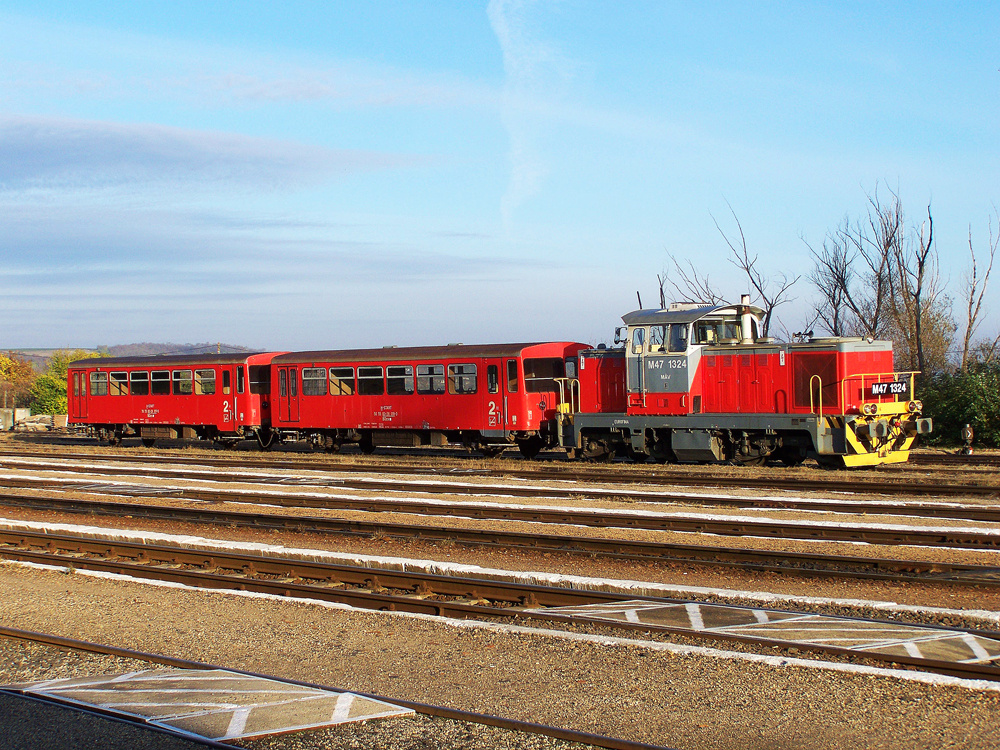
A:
862;403;874;416
907;401;917;412
915;400;923;411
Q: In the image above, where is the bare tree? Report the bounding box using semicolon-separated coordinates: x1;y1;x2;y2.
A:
959;208;1000;370
712;204;799;337
660;254;727;307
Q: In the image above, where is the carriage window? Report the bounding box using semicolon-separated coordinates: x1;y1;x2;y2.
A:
302;367;327;396
649;325;666;353
110;372;128;396
129;371;149;396
417;364;445;394
524;358;564;393
249;366;270;395
630;327;645;354
222;370;231;395
330;367;355;396
279;369;287;397
565;359;577;378
290;370;297;397
151;370;171;395
669;324;688;353
194;369;216;395
358;366;384;395
487;365;499;394
447;364;477;394
173;370;193;395
89;372;108;396
237;367;245;394
506;360;519;393
387;365;414;395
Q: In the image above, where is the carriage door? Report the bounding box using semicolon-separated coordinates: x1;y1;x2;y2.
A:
486;361;504;433
504;359;519;431
70;371;87;419
278;366;300;423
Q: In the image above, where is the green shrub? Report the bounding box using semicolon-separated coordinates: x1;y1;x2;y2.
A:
921;362;1000;448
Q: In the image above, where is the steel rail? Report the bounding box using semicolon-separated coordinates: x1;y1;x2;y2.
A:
2;531;999;683
2;447;997;497
3;462;1000;523
1;492;999;586
0;626;675;750
5;482;1000;548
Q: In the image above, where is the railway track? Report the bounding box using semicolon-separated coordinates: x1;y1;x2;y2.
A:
0;627;669;750
2;527;999;683
3;491;999;585
4;457;1000;524
1;447;998;498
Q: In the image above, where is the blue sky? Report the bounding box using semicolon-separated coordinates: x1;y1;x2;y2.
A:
1;1;997;349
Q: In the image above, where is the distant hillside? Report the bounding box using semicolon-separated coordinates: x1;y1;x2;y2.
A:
9;343;255;372
98;342;257;357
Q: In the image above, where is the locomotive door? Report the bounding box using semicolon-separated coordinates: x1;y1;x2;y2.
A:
70;371;87;419
278;366;300;423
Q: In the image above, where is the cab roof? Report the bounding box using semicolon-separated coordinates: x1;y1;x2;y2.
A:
621;302;764;326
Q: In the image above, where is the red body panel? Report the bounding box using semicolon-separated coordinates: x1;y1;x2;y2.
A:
67;353;280;434
271;343;589;436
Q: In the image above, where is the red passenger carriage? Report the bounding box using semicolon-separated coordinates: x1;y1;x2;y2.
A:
67;353;281;446
269;342;588;457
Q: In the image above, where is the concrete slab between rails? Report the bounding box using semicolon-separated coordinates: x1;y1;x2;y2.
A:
532;600;1000;666
3;668;414;742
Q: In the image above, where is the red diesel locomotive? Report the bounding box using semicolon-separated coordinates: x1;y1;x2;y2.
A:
66;298;931;466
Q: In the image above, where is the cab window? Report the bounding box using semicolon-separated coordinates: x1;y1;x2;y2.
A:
630;327;645;354
669;324;688;353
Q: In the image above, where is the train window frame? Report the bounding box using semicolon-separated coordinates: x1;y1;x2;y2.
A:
194;369;216;396
487;364;499;394
523;358;565;393
329;367;355;396
172;370;193;395
151;370;171;396
416;364;445;394
506;360;519;393
222;370;232;395
387;365;414;395
630;327;645;354
279;369;287;398
237;367;245;394
302;367;328;396
669;324;688;353
447;364;477;395
89;371;108;396
129;371;149;396
110;372;128;396
649;325;666;353
249;366;270;395
357;366;384;396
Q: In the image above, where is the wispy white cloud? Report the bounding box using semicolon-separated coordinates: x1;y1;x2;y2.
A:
0;114;420;193
488;0;568;227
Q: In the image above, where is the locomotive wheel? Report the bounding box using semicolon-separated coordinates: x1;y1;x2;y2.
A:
516;435;544;460
479;445;504;458
141;437;155;448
